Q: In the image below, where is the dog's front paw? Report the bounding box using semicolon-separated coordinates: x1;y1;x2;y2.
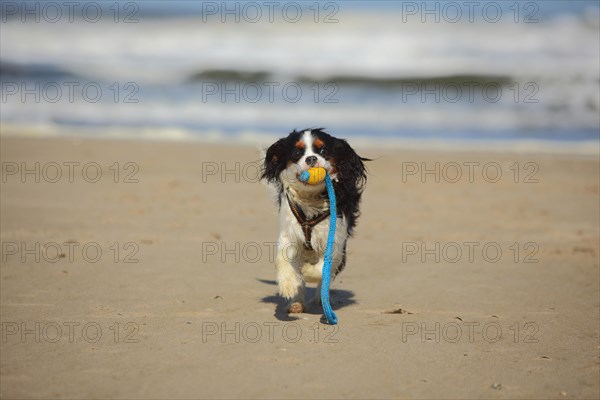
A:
288;301;304;314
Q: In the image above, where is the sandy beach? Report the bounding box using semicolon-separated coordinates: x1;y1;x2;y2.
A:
0;135;598;399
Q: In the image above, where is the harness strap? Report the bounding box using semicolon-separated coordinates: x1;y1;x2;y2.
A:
285;192;330;250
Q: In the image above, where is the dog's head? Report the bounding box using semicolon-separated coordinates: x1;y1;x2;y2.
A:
262;128;367;194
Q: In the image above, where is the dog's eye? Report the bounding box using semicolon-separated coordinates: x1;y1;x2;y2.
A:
292;148;302;158
318;147;327;156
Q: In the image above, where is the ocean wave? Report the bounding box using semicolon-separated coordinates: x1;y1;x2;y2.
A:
1;5;598;144
1;11;597;84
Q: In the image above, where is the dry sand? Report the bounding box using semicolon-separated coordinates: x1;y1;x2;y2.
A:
1;136;598;399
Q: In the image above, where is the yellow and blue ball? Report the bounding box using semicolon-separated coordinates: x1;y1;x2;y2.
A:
298;167;326;185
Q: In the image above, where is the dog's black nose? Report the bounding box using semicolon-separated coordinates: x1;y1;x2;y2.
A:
305;156;317;166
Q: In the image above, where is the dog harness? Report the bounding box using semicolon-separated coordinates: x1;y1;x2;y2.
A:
285;191;330;250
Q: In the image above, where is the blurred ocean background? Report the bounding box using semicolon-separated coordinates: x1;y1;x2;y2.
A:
1;0;599;152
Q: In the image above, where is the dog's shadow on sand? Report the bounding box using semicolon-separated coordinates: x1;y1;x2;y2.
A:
257;279;356;322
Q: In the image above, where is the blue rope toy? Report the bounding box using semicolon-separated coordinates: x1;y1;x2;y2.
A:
298;169;338;325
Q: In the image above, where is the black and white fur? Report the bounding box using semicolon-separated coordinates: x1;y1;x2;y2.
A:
262;128;368;313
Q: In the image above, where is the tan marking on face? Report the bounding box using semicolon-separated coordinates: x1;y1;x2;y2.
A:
313;138;324;149
295;140;305;149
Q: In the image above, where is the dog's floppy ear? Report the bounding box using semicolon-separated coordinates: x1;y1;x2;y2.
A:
262;138;285;183
333;139;368;190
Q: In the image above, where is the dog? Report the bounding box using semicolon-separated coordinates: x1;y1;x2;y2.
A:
262;128;368;313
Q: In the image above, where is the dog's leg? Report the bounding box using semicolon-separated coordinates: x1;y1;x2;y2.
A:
275;236;306;313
